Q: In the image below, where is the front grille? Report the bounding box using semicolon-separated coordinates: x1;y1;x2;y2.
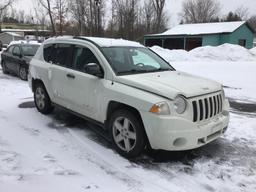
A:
192;93;223;122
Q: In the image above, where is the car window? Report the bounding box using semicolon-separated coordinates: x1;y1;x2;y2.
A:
13;46;21;56
43;44;54;62
102;47;174;75
132;49;161;68
53;44;73;67
72;46;100;73
7;46;14;54
21;45;40;56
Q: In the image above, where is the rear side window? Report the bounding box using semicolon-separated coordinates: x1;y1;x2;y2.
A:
43;43;73;68
7;46;14;53
54;44;73;67
43;44;54;62
13;46;21;56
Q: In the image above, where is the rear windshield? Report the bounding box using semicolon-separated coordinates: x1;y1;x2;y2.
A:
21;45;40;56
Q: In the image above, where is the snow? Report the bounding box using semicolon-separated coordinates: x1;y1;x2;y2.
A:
150;21;245;36
8;40;41;47
0;43;256;191
84;37;144;47
0;32;23;37
250;47;256;55
151;44;256;62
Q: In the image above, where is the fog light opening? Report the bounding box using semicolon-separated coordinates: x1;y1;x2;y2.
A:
173;138;187;147
198;137;206;145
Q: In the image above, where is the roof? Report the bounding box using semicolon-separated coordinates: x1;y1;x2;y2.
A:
1;29;50;33
0;32;23;37
45;36;144;47
147;21;249;36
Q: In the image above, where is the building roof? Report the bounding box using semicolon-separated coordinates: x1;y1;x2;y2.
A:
0;32;23;37
1;29;50;33
148;21;249;37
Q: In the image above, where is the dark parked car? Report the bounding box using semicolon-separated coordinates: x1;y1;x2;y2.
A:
1;43;40;80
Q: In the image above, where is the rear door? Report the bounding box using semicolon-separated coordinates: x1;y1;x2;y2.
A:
11;45;23;74
2;45;14;71
48;43;74;108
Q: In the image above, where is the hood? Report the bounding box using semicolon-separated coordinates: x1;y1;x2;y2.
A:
114;71;222;99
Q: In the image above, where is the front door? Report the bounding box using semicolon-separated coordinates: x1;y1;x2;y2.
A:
63;45;105;121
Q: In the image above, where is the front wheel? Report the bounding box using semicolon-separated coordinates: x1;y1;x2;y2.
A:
34;83;54;114
109;109;146;158
19;65;28;81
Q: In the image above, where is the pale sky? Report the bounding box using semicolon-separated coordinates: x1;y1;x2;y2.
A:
14;0;256;27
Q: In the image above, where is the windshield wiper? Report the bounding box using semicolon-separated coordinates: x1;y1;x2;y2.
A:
117;69;149;75
150;68;172;72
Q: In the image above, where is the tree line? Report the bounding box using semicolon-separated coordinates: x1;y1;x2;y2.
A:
0;0;256;41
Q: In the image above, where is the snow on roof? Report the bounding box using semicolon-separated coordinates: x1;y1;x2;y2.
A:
45;36;144;47
8;40;41;47
2;29;50;32
149;21;246;36
83;37;144;47
0;32;23;37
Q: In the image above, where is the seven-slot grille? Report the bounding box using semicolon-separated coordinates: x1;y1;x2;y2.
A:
192;93;223;122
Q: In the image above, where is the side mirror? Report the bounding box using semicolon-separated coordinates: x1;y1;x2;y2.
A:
84;63;104;78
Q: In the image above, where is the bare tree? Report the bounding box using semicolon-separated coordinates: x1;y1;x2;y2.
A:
54;0;68;35
152;0;167;32
235;6;249;21
180;0;221;23
0;0;15;32
248;15;256;31
144;0;155;33
38;0;56;35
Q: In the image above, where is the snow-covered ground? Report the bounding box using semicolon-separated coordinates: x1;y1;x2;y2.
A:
0;44;256;192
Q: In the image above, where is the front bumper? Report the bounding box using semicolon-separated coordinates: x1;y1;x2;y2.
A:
141;107;230;151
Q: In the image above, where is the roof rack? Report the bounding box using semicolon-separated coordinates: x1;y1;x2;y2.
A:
73;36;101;48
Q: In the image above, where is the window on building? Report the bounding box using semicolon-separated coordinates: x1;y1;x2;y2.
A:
238;39;246;47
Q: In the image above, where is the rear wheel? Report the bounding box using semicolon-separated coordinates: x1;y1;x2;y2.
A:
109;109;146;158
19;65;28;81
1;61;8;74
34;82;54;114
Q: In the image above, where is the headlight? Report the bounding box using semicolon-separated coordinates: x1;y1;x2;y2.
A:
149;102;170;115
174;96;187;114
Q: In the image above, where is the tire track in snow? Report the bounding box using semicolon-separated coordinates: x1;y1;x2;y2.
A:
63;127;183;192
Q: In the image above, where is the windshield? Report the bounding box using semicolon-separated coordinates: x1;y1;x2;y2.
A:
102;47;175;75
21;45;40;56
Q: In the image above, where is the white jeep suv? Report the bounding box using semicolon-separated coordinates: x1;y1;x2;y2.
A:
29;36;230;158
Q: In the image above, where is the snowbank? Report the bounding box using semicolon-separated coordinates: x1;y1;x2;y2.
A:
151;44;256;62
250;47;256;56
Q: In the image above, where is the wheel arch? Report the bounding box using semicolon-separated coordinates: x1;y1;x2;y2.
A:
32;78;45;92
106;100;151;148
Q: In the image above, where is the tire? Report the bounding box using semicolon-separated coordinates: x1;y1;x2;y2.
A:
34;82;54;114
19;65;28;81
1;61;9;74
109;109;146;158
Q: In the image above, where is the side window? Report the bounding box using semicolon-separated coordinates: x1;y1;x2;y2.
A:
43;44;54;62
7;46;14;53
72;46;100;73
12;46;21;56
53;44;73;67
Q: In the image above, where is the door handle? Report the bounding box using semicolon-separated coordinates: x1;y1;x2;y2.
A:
66;73;75;79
